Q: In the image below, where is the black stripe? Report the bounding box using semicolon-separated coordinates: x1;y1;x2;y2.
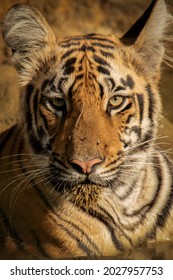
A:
33;90;39;128
16;137;27;173
92;42;115;49
100;50;114;58
0;125;17;152
80;44;87;52
26;84;34;95
129;125;141;137
61;49;77;60
48;76;56;86
57;77;68;93
101;165;120;175
18;162;58;224
119;185;134;201
39;109;49;131
88;72;97;81
62;36;115;44
115;86;126;92
80;207;124;251
142;129;154;145
68;81;76;99
136;94;144;123
41;79;49;91
24;176;62;231
98;83;104;99
83;45;95;52
120;75;134;89
120;102;132;113
63;57;76;76
108;78;116;91
127;75;135;89
93;54;110;67
56;220;96;256
105;159;118;168
123;204;151;227
28;133;43;154
26;110;32;133
32;231;52;259
63;57;76;70
98;205;133;246
25;84;34;133
8;128;22;171
57;212;102;256
126;113;135;124
61;42;81;48
97;66;110;75
85;33;97;37
0;208;25;252
90;37;115;44
126;155;162;218
95;212;124;251
157;157;173;227
63;66;75;75
146;84;154;121
34;185;54;210
56;159;69;170
37;126;46;139
75;74;84;81
61;45;95;55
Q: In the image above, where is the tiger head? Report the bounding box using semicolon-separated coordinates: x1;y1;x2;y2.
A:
2;1;171;197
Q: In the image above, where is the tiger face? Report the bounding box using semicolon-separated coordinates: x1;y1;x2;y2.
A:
2;2;166;197
20;34;160;196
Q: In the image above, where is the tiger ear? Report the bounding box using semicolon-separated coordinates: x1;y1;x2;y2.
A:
121;0;172;74
2;3;57;86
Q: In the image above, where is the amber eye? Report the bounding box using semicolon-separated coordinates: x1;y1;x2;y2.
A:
109;96;125;108
51;97;65;109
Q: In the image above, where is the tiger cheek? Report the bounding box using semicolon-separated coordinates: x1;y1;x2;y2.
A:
105;126;123;160
51;114;75;154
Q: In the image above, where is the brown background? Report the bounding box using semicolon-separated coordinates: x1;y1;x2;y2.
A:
0;0;173;156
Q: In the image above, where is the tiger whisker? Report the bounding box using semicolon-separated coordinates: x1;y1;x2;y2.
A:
0;168;46;197
124;135;169;155
9;169;53;223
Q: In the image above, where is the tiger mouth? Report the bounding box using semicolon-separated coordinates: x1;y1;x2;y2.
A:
48;176;104;210
48;174;107;194
79;178;99;186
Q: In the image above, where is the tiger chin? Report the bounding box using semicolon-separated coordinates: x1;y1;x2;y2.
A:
0;0;173;259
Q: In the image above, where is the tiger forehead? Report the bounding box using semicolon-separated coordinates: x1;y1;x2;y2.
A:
58;34;120;67
59;34;117;69
58;33;120;49
45;33;140;102
57;33;148;80
55;34;123;97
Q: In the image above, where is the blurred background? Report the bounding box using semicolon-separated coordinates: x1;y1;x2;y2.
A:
0;0;173;153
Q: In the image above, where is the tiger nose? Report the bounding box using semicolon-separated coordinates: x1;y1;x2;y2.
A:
70;158;102;174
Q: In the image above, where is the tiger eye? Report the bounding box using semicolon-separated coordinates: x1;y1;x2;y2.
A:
109;96;124;108
52;97;65;108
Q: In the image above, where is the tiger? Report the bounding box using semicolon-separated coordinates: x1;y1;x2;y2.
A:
0;0;173;259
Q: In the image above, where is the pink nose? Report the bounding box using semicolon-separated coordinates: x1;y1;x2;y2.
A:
70;158;102;174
